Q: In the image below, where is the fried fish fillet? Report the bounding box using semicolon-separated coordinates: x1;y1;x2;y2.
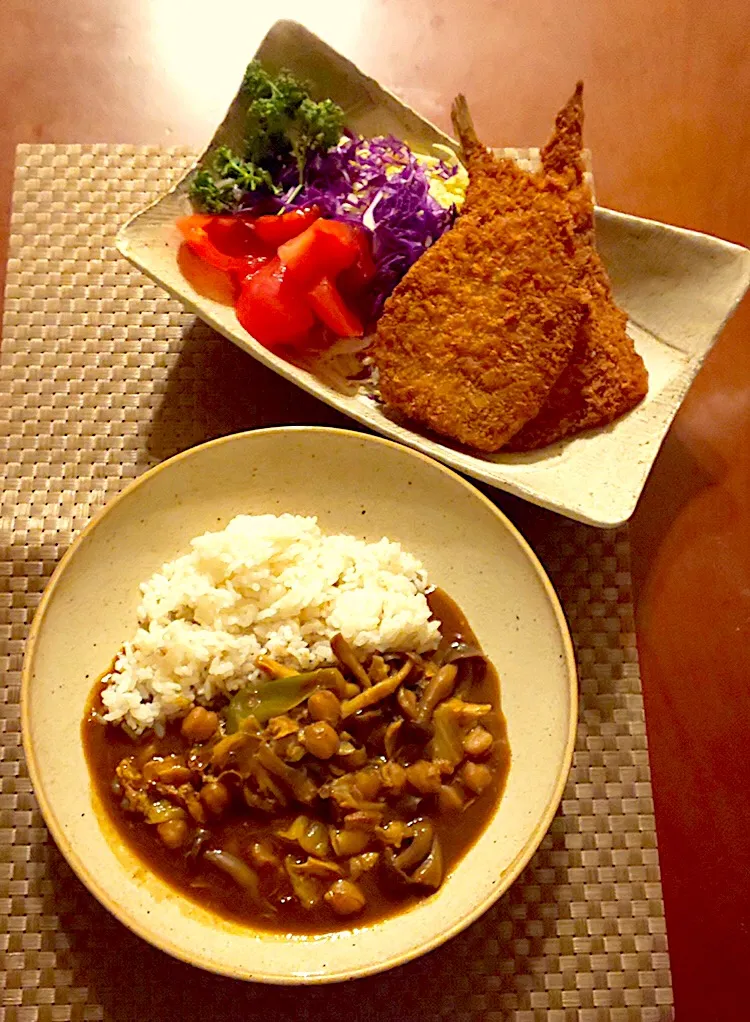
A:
370;204;586;452
498;86;649;450
371;114;587;452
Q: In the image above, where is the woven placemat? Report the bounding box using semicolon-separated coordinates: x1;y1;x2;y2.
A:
0;145;673;1022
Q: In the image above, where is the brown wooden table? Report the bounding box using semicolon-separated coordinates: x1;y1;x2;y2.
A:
2;2;749;1018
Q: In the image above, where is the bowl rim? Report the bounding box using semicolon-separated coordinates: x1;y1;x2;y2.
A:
21;424;578;984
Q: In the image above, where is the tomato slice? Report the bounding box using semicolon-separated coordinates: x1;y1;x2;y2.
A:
338;227;376;294
231;253;273;289
177;215;273;273
252;206;320;247
306;276;364;338
278;219;361;285
203;216;260;256
236;257;314;349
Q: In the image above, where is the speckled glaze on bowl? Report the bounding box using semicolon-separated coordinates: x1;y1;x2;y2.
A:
22;427;577;984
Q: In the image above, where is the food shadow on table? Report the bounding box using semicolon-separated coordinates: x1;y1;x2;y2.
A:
148;317;716;545
143;319;577;527
38;802;572;1022
145;319;350;465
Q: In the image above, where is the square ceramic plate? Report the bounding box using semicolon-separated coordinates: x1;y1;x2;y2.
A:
116;20;750;527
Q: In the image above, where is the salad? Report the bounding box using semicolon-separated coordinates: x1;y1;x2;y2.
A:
178;62;467;367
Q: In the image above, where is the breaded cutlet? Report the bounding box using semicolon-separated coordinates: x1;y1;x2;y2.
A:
498;86;649;449
371;203;586;453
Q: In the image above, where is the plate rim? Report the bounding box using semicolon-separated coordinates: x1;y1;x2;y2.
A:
21;425;578;983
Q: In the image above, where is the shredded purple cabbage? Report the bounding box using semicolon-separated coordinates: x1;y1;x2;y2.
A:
239;136;458;318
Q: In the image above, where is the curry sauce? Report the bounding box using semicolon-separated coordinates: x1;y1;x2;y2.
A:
82;589;510;933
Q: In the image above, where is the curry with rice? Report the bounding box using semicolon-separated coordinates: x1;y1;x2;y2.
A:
83;589;509;932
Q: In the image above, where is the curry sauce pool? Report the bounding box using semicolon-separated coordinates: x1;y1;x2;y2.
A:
83;588;509;933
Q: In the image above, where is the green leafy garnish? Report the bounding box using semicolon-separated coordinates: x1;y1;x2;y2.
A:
290;96;345;179
189;61;345;212
189;145;277;213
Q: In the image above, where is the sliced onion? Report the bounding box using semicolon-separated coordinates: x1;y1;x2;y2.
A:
203;849;262;904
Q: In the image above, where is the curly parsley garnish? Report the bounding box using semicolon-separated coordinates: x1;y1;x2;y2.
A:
189;62;345;212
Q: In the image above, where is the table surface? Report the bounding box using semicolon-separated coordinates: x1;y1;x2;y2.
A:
2;2;748;1019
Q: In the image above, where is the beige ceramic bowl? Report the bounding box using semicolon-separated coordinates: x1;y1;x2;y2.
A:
22;427;577;984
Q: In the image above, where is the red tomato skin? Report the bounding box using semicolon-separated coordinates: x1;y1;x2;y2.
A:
306;276;364;337
235;257;314;349
252;206;320;246
277;220;361;285
177;214;274;273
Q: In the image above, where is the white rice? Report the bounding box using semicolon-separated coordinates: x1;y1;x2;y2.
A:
101;514;440;733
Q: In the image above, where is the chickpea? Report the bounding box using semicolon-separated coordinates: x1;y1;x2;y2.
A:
181;706;219;743
249;841;279;870
461;761;493;794
354;767;382;800
201;780;230;817
438;783;465;814
308;689;342;725
157;818;188;849
324;879;366;916
368;655;388;683
142;758;164;782
330;827;369;857
136;742;159;768
406;760;442;795
380;761;407;795
300;721;339;760
463;726;493;759
340;744;368;769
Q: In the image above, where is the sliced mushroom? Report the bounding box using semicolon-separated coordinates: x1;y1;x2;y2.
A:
384;820;444;890
392;819;434;872
341;661;412;718
256;654;298;678
415;664;458;725
397;686;419;721
331;633;371;689
284;856;323;909
383;719;403;760
410;836;443;889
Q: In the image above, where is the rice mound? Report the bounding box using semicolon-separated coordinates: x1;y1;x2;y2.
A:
101;514;440;733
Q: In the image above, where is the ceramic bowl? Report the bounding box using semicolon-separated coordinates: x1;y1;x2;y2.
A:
22;426;577;983
116;19;750;527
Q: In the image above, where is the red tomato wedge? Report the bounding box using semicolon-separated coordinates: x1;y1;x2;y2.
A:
338;227;377;295
236;257;314;348
176;215;273;274
278;219;362;285
252;206;320;247
231;253;275;289
306;277;364;337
